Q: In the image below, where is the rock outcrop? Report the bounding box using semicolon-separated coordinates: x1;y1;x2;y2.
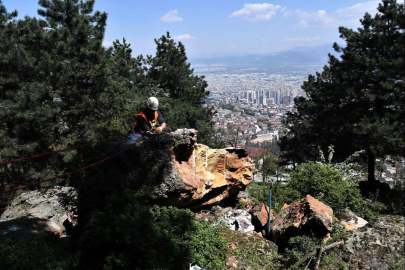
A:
341;215;404;270
271;195;333;245
251;203;275;227
219;209;255;233
336;208;368;231
124;129;255;210
0;186;78;235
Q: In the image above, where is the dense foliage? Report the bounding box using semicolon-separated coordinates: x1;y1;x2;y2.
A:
0;0;220;268
0;0;214;191
281;0;405;183
248;161;391;220
288;162;370;215
0;233;77;270
78;190;227;269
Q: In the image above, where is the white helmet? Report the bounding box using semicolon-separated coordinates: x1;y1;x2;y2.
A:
147;97;159;110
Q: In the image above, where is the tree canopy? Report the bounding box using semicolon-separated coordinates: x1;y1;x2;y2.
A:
282;0;405;183
0;1;214;189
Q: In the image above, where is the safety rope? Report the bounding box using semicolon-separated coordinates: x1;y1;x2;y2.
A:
0;142;137;194
0;133;131;165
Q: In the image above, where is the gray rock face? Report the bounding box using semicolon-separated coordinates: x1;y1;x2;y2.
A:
342;215;404;270
0;186;78;234
220;209;255;233
123;129;198;202
336;208;368;231
236;190;250;200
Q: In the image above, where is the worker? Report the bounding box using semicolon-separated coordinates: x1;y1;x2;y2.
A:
135;97;171;136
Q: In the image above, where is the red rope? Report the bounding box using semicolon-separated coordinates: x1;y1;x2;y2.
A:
0;134;130;165
0;143;136;194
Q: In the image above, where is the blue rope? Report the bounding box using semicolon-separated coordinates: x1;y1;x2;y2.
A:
268;186;272;235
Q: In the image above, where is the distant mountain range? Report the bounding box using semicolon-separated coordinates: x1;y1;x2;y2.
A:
190;44;341;74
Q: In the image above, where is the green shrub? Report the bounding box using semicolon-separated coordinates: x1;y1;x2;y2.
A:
283;230;349;270
283;234;319;267
330;218;346;242
287;162;371;217
0;233;76;270
246;182;301;214
248;162;382;220
78;190;227;269
188;219;227;269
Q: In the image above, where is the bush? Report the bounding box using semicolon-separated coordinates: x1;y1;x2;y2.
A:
287;162;370;216
246;182;301;214
283;234;319;267
248;162;381;219
0;233;76;270
78;189;227;269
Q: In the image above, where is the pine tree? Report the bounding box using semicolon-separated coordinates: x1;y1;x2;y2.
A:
146;32;215;144
104;38;146;132
282;0;404;183
0;0;134;189
37;0;111;141
0;1;59;186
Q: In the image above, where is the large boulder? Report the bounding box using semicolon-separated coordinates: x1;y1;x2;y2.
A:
342;215;404;270
271;195;333;245
124;129;255;210
251;203;275;232
219;209;255;233
0;186;77;235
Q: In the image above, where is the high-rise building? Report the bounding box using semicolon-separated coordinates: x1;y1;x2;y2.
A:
260;95;267;106
273;91;280;104
248;91;253;102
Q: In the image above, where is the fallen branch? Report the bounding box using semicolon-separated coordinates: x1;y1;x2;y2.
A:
314;239;324;270
304;258;312;270
289;240;344;269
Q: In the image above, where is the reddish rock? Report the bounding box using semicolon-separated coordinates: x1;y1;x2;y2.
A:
253;231;263;237
136;129;255;210
171;137;255;209
281;203;289;210
271;195;333;245
226;256;238;268
251;203;275;228
230;242;237;250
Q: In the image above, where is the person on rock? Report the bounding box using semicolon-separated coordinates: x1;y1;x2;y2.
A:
134;97;172;136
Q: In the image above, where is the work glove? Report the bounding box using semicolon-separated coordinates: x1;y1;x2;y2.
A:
155;127;163;133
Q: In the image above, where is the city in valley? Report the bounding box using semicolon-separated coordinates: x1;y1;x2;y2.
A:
202;71;310;149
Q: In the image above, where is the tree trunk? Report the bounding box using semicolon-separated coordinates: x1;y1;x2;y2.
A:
368;150;376;183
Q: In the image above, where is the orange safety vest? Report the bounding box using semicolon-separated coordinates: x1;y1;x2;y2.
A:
135;111;159;130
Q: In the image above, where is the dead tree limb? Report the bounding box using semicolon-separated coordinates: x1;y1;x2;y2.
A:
289;240;344;270
314;239;324;270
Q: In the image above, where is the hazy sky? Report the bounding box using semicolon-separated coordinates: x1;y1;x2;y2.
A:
2;0;397;57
